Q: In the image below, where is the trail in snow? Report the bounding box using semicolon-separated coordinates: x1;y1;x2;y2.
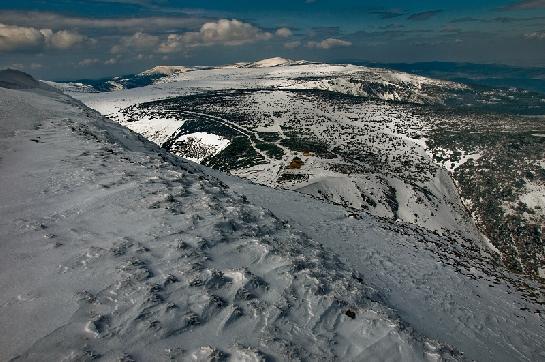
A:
177;110;272;162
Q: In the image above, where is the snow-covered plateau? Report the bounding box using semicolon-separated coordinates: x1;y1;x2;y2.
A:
59;58;545;279
1;64;544;361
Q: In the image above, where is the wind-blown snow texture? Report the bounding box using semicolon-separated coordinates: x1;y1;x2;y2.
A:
65;61;477;240
63;58;545;279
2;69;545;361
0;72;463;361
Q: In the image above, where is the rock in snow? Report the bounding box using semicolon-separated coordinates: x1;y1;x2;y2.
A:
0;71;544;362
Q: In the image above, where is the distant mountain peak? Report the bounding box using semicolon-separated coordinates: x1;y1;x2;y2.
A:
140;65;193;76
219;57;312;69
249;57;315;68
251;57;292;67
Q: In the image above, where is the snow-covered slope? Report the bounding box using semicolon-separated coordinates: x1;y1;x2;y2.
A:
207;167;545;362
250;57;292;68
54;58;462;102
0;72;470;361
140;65;193;76
245;57;312;68
3;69;544;361
0;69;41;89
43;80;99;93
67;59;545;279
68;62;482;245
44;66;193;94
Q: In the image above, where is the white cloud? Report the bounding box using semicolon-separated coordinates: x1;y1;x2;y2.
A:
46;30;88;49
158;19;272;53
0;23;89;52
111;32;160;54
199;19;272;44
158;34;182;54
276;27;293;38
306;37;352;49
0;23;44;51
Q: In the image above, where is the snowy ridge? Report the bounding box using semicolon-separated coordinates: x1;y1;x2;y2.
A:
70;60;467;118
210;167;545;362
0;74;459;361
140;65;193;76
217;57;311;69
0;69;41;89
3;70;545;362
67;59;545;278
250;57;292;68
245;57;312;68
43;80;99;93
54;58;464;104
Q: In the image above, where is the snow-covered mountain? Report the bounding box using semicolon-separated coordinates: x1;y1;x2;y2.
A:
46;56;459;100
140;65;193;76
2;68;544;361
0;70;455;361
43;65;194;94
62;58;545;280
0;69;42;89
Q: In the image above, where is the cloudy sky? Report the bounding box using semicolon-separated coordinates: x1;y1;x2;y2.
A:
1;0;544;79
